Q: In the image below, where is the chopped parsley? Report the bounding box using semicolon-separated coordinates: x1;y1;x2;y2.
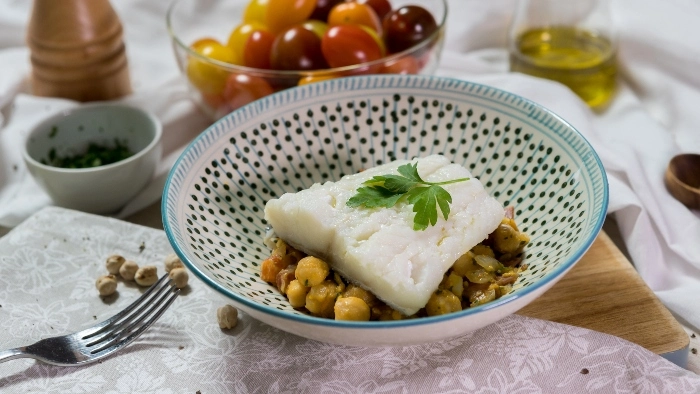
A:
41;139;133;169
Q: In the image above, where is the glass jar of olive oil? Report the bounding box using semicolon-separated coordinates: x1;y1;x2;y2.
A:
508;0;617;108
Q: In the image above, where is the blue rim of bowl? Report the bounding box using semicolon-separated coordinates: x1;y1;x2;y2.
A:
162;74;609;330
22;103;163;173
165;0;448;77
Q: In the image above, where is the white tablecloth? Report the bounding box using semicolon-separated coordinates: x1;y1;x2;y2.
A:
0;0;699;387
1;207;698;393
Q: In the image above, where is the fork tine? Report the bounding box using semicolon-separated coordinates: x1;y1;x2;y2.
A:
87;285;180;354
81;274;171;339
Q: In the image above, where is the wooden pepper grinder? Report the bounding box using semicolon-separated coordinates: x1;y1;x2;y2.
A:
27;0;132;102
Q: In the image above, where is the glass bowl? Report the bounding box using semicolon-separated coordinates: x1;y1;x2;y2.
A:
166;0;447;120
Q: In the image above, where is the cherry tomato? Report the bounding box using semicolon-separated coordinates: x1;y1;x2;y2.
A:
201;91;226;109
301;20;329;39
310;0;344;21
321;25;384;68
266;0;316;33
328;2;382;34
243;30;275;69
227;22;267;61
360;24;386;54
382;5;437;54
243;0;268;24
298;73;336;86
186;39;237;95
271;26;328;70
352;0;392;20
191;37;220;52
380;55;419;74
222;73;274;110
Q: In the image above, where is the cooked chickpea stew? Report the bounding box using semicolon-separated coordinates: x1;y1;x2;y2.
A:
260;211;529;321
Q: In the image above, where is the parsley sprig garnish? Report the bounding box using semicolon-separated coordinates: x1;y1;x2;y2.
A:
346;162;470;231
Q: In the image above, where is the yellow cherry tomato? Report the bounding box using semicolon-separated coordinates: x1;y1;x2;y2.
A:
186;39;237;95
266;0;316;34
298;73;336;86
191;37;219;52
327;2;382;34
301;20;329;40
243;0;269;24
227;21;268;62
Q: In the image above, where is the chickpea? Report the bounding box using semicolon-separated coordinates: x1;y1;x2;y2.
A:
286;279;308;308
134;265;158;287
442;272;464;298
334;296;370;321
342;284;376;307
95;274;118;296
493;224;528;255
164;253;184;273
217;304;238;329
426;289;462;316
105;254;125;275
261;255;288;283
295;256;330;287
119;260;139;281
371;304;403;321
169;267;189;289
305;280;338;318
451;251;475;276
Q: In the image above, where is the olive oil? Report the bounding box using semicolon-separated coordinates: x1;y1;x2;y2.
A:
510;26;617;108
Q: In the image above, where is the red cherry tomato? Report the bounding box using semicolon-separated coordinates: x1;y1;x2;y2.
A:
321;25;384;68
352;0;392;20
201;91;226;109
223;73;274;110
266;0;316;33
270;26;328;70
328;2;382;34
243;30;275;69
382;5;438;54
310;0;344;21
380;55;419;74
227;22;267;61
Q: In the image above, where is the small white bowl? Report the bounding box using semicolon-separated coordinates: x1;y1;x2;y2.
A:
23;103;162;214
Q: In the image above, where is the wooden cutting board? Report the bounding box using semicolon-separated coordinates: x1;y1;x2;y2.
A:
518;231;689;358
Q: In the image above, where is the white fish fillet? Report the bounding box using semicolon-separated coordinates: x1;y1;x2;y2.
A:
264;154;504;316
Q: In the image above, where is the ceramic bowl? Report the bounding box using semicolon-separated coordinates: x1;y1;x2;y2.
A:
23;103;162;214
162;75;608;346
166;0;446;120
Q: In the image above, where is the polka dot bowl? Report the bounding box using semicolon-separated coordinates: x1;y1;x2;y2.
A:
162;74;608;346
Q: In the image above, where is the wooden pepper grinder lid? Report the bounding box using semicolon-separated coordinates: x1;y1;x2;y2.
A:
27;0;132;102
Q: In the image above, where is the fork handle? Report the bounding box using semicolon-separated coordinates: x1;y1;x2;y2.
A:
0;348;28;364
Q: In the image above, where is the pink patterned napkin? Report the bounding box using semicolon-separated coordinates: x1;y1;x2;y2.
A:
0;207;697;393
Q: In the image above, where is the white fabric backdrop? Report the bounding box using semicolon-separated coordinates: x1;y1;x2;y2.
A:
0;0;699;334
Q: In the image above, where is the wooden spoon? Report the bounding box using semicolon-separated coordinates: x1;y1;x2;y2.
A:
664;153;700;210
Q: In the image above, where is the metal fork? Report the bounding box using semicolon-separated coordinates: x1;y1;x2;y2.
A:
0;274;180;366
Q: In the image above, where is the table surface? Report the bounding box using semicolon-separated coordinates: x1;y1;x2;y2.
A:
1;201;698;374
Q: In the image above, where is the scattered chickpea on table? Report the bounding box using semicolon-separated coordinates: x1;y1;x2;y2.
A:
217;304;238;329
95;274;118;296
119;259;139;281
